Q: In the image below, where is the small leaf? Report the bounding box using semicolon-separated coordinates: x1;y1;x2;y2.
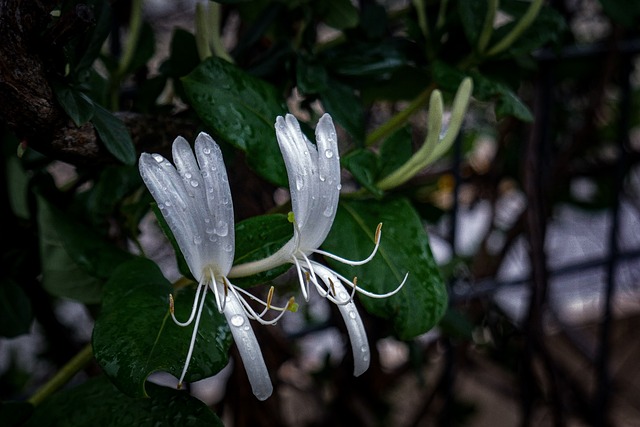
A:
37;196;133;303
93;258;232;397
322;198;448;340
320;80;365;142
52;83;95;126
378;126;413;179
182;57;288;186
232;214;293;288
458;0;488;46
26;376;223;426
91;104;136;165
320;0;359;30
342;149;382;197
0;279;32;338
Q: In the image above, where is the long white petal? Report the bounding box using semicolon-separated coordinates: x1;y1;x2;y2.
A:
314;264;370;376
194;133;235;275
275;114;318;233
219;281;273;401
139;149;204;279
303;113;341;249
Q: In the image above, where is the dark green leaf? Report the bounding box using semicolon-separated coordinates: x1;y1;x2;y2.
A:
160;29;200;79
0;401;34;427
182;57;288;186
93;258;232;397
341;149;382;197
458;0;488;46
91;104;136;165
124;22;156;74
0;279;32;338
322;198;448;340
37;196;133;303
599;0;640;28
232;214;293;288
378;126;413;179
75;1;113;73
52;83;95;126
320;80;364;142
84;165;143;227
320;0;359;30
322;39;408;77
296;57;329;95
26;376;223;426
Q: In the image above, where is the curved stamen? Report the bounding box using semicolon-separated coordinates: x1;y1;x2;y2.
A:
177;283;208;389
330;267;409;299
313;223;383;266
170;280;206;327
227;284;292;326
291;255;310;301
210;270;225;313
231;283;293;312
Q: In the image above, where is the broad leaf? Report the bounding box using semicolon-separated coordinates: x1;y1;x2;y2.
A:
37;196;133;303
52;83;95;126
92;258;231;397
341;149;382;197
91;104;136;165
232;214;293;288
26;376;223;426
378;126;413;179
458;0;489;46
320;80;365;142
322;198;447;340
182;57;288;186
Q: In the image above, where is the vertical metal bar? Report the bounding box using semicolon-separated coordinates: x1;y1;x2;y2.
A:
594;53;632;427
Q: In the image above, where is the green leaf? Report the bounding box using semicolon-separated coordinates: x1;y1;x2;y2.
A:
93;258;232;397
378;126;413;179
26;376;223;426
83;165;143;227
0;279;33;338
296;56;329;95
182;57;288;186
232;214;293;288
320;79;365;142
322;198;447;340
160;29;200;79
37;196;133;303
52;83;95;126
91;104;136;165
341;149;382;197
0;401;34;427
320;0;359;30
458;0;488;46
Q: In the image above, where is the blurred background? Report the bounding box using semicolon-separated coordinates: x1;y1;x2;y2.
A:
1;0;640;426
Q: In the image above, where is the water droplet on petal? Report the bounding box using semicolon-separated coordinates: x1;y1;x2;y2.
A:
164;201;172;207
185;172;192;179
230;315;244;327
190;180;199;187
323;206;333;217
243;325;250;331
224;243;233;252
193;235;202;245
361;345;368;353
203;147;211;154
152;154;164;163
319;174;326;182
337;184;342;191
215;220;228;237
295;177;304;191
325;149;334;158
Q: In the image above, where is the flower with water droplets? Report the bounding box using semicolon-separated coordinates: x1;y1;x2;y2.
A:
139;133;293;401
229;113;406;376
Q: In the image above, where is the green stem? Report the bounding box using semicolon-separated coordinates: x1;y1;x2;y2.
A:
486;0;543;56
435;0;449;31
110;0;143;110
365;84;435;147
28;344;94;407
208;2;233;63
477;0;499;53
195;2;212;61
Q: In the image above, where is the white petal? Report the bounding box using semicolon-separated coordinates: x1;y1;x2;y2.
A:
275;114;318;234
139;149;205;279
315;264;370;376
219;281;273;401
194;133;235;275
303;113;341;249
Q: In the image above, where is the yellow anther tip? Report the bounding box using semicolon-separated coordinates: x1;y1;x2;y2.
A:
169;294;175;314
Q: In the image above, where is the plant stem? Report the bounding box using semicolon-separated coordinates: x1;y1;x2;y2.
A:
365;83;435;147
486;0;543;56
110;0;144;110
28;343;94;407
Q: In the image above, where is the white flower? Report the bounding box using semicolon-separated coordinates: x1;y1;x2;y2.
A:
229;114;406;376
139;133;291;401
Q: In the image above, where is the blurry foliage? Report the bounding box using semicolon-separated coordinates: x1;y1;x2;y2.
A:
1;0;638;425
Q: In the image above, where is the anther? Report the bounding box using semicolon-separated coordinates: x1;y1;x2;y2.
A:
169;294;175;314
267;286;275;309
375;223;383;244
328;277;337;296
